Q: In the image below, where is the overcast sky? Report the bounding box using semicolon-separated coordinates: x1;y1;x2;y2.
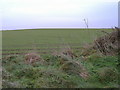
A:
0;0;119;30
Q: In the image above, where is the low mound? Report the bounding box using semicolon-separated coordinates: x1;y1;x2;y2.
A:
24;52;44;64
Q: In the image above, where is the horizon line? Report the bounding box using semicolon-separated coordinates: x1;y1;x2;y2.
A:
1;27;115;31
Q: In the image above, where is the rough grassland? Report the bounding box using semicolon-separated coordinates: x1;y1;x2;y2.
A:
2;29;119;88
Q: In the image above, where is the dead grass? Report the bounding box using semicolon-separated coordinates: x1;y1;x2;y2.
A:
93;27;120;56
52;45;89;79
52;46;77;65
81;27;120;57
98;67;118;83
60;61;89;79
52;45;77;58
24;52;44;65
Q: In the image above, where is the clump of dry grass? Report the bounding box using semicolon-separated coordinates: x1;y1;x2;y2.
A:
24;52;44;65
52;45;77;58
60;61;89;79
98;67;118;83
93;27;120;56
81;27;120;57
81;44;96;57
52;46;77;64
52;45;89;79
3;55;18;61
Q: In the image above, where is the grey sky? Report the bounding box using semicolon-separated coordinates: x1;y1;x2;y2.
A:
0;0;119;30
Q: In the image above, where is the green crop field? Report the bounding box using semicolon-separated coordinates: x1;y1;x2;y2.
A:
2;29;112;56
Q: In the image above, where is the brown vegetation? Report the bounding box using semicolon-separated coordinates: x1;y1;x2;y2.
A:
60;61;89;79
98;67;118;83
24;52;44;64
52;46;77;58
93;27;120;56
52;46;78;65
81;27;120;56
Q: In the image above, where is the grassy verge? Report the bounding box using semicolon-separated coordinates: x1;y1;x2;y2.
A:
2;53;119;88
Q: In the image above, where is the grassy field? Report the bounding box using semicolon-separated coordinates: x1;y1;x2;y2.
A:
2;29;112;56
2;28;119;88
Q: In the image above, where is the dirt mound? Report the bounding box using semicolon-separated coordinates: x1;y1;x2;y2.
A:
24;52;44;64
